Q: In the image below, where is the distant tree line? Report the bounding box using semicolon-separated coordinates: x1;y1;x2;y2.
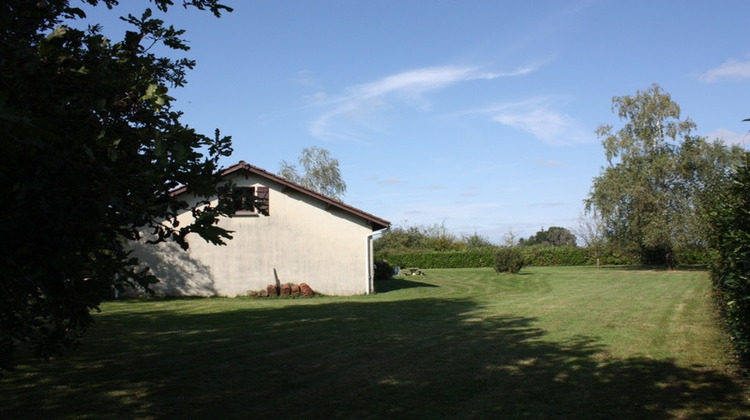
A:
374;224;579;253
373;223;494;253
518;226;577;247
375;224;610;272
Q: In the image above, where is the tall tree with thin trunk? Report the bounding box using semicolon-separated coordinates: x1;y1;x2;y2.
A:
280;146;347;200
586;84;742;266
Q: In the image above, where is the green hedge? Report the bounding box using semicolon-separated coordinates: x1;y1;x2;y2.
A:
597;251;637;266
521;245;588;266
674;246;714;266
376;246;707;270
706;152;750;367
376;246;637;269
376;248;497;269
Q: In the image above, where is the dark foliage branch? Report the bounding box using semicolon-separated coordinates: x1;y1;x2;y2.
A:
0;0;233;370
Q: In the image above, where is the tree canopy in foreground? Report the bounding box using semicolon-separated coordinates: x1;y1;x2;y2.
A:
0;0;233;369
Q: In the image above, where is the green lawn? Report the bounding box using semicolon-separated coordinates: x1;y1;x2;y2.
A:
3;267;749;419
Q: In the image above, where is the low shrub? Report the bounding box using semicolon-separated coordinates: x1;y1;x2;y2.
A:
495;247;524;274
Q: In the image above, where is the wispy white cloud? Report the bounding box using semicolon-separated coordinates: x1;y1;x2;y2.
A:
704;128;749;147
356;66;484;99
367;175;406;185
698;58;750;83
294;69;322;89
310;64;537;141
310;102;361;141
350;65;538;101
381;176;405;185
484;98;594;146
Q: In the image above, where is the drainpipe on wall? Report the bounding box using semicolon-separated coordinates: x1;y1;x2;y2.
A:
365;228;388;295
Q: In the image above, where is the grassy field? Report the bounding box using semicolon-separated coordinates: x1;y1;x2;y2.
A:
3;267;749;419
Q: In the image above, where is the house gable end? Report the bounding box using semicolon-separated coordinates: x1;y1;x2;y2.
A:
171;160;390;231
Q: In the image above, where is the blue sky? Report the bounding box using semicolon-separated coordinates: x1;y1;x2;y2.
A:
83;1;750;243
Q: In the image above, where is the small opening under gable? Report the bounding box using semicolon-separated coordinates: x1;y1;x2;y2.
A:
222;185;269;216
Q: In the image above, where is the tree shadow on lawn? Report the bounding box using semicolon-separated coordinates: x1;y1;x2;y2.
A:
596;265;709;272
375;277;438;293
3;297;749;419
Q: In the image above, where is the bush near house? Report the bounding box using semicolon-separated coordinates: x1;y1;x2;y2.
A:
374;260;394;281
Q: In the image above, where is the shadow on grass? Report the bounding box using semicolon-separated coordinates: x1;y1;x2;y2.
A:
597;265;671;271
596;265;709;272
3;297;748;419
375;277;438;293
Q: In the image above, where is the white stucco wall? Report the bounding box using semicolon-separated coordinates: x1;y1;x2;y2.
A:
135;172;378;296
